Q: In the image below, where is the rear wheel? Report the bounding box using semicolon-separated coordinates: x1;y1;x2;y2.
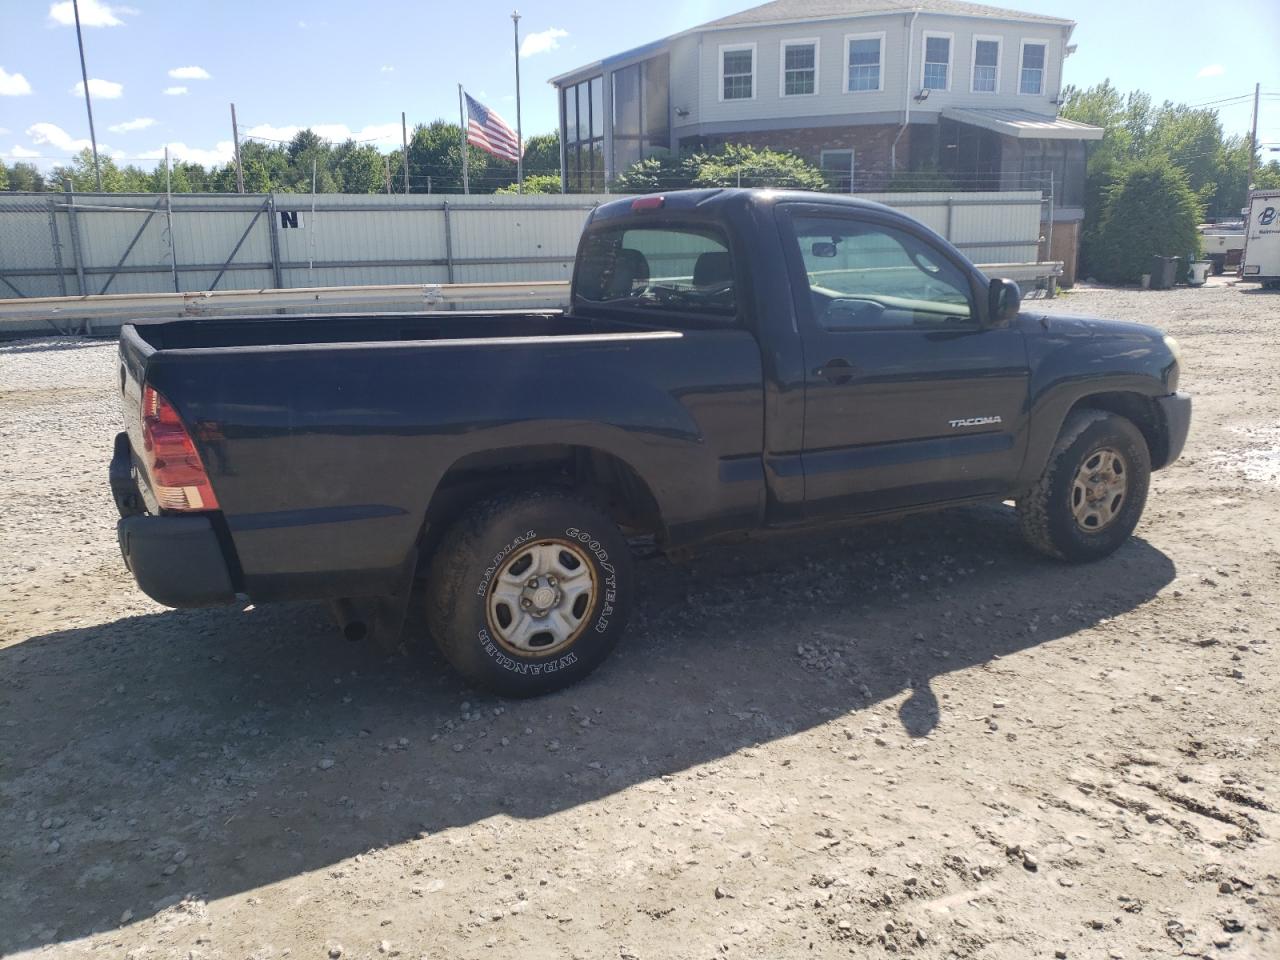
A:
1017;410;1151;562
425;489;633;697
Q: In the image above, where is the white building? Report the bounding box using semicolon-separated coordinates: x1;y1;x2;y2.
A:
549;0;1102;208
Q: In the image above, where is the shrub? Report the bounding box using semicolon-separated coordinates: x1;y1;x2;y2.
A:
495;174;563;195
611;145;826;193
690;144;827;190
1087;158;1202;284
611;155;695;193
883;165;956;192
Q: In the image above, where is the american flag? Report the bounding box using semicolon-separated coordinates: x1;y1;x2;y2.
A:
464;92;521;163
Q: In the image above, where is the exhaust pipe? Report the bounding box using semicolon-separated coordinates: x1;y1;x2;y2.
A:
330;599;368;643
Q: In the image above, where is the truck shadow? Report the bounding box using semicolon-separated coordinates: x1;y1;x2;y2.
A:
0;504;1175;950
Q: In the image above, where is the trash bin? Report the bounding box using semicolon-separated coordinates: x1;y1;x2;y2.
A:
1187;260;1212;286
1149;255;1181;290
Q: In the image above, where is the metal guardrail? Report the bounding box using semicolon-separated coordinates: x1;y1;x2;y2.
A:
0;260;1063;338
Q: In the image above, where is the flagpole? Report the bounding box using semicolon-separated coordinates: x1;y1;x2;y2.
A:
512;10;523;194
458;83;470;195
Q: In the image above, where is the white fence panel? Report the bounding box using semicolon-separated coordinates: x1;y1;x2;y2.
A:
0;190;1045;303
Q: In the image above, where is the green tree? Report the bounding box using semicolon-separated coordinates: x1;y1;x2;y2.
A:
522;132;560;176
406;121;491;193
7;162;45;192
1089;158;1201;284
333;140;388;193
0;160;8;191
52;148;128;191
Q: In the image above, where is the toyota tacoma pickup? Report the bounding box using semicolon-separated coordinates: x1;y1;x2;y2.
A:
111;189;1190;696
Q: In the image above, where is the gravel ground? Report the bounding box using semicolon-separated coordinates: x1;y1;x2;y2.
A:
1;280;1277;959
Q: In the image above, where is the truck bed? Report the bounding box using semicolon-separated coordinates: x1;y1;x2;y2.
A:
118;309;767;602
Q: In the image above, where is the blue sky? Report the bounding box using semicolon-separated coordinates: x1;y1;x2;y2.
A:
1;0;1277;170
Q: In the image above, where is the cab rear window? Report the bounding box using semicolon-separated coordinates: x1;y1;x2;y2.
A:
575;225;737;319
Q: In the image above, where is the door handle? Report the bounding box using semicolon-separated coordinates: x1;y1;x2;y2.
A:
815;358;858;384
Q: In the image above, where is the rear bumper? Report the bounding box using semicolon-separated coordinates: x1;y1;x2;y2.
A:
1155;392;1192;469
111;431;236;608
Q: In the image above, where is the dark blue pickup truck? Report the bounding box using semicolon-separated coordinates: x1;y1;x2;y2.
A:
111;189;1190;696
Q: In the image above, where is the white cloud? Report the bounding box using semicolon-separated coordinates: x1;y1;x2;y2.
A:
108;116;157;133
1196;64;1225;78
0;127;9;135
71;78;123;99
245;122;402;148
136;141;236;166
163;86;188;96
380;65;395;73
6;145;40;158
168;65;211;80
520;27;568;58
0;66;33;96
48;0;135;27
26;121;114;155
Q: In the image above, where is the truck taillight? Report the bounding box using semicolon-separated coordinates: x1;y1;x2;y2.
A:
141;385;220;512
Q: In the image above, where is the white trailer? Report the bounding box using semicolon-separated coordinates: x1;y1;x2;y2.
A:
1240;190;1280;288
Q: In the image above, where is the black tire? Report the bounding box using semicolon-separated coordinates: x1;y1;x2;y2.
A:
1016;409;1151;562
425;488;633;697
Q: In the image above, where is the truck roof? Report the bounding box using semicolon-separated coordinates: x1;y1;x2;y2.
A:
589;188;906;225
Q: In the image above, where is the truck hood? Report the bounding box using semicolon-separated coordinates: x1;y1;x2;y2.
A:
1018;311;1165;343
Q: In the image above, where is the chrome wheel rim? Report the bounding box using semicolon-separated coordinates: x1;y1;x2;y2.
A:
1071;446;1128;532
486;540;597;657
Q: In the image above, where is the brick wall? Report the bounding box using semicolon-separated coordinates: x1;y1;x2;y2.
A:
678;124;908;191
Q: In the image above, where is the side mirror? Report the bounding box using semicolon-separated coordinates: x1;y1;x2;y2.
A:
987;277;1021;327
811;241;838;258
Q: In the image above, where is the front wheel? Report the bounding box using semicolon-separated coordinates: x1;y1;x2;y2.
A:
425;488;633;697
1017;410;1151;562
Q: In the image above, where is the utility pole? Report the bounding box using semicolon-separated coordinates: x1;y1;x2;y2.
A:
1247;82;1261;194
512;10;524;194
230;103;245;193
71;0;102;190
401;111;410;195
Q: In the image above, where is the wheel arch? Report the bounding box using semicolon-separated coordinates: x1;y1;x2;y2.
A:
1065;391;1168;468
1020;386;1172;489
420;443;666;554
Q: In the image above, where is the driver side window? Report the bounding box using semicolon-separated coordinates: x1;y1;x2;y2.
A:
792;216;973;330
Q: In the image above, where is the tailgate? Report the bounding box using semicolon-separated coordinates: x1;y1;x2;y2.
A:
117;324;154;500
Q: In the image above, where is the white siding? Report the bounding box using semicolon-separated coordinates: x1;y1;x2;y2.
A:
672;13;1067;131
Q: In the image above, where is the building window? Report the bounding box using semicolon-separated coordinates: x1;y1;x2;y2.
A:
611;55;670;179
972;37;1000;93
780;39;818;97
1020;42;1046;95
820;149;854;193
846;33;883;92
922;34;951;91
561;75;604;192
720;44;755;101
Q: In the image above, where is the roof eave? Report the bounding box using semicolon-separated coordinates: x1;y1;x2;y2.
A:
695;10;1075;34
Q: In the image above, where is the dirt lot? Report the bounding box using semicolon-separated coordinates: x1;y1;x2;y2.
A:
1;281;1277;960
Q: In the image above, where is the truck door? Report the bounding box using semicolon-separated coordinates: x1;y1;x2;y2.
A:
780;205;1030;518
